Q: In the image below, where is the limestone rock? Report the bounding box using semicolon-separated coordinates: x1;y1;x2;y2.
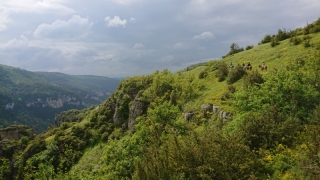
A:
128;94;148;130
212;106;219;113
183;112;193;121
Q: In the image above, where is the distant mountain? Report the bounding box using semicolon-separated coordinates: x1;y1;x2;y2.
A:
35;72;119;106
0;65;120;132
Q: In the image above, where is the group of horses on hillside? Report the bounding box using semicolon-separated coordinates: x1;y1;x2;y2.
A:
229;62;267;71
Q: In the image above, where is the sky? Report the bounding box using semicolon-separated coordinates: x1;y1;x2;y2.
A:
0;0;319;77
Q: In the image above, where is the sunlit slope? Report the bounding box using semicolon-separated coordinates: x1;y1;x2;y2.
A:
178;33;320;111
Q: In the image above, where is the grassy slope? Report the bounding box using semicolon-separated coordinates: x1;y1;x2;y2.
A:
67;33;320;176
184;33;320;111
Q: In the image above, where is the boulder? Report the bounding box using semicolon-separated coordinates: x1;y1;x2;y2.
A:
201;104;213;112
218;111;232;120
183;112;193;121
212;106;219;113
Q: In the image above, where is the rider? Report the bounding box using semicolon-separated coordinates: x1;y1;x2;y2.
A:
229;62;233;68
262;62;265;67
247;62;251;67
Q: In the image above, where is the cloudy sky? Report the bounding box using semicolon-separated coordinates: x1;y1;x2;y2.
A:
0;0;319;77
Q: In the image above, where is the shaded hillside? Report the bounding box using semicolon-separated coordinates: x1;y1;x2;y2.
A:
0;65;120;132
1;18;320;180
35;72;119;105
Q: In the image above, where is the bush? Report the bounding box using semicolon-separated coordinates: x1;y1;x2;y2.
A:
228;85;236;93
303;39;311;48
243;70;264;89
290;36;302;45
260;34;272;44
271;37;280;47
199;71;208;79
246;45;254;50
227;66;246;84
215;63;229;82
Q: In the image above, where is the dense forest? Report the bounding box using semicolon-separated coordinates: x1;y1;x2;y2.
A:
1;18;320;179
0;67;119;132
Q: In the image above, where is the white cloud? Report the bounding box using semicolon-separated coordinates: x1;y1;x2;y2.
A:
111;0;145;5
104;16;127;27
3;35;29;49
133;43;144;49
3;0;75;15
33;15;92;39
0;0;75;31
192;31;214;40
129;17;136;23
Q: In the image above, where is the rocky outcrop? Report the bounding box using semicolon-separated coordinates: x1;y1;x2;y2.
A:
201;104;213;112
24;95;82;109
128;94;148;130
113;93;124;125
183;112;194;121
5;103;14;110
212;106;219;113
218;111;232;120
0;125;32;141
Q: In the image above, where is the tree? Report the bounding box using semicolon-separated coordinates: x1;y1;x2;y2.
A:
228;43;244;55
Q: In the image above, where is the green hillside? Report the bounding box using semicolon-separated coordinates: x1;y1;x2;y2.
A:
0;66;120;132
1;18;320;179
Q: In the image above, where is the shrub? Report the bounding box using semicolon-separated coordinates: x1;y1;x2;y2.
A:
246;45;254;50
290;36;302;45
227;66;246;84
198;71;208;79
243;70;264;89
260;34;272;44
228;85;236;93
271;37;280;47
215;62;229;82
303;39;311;48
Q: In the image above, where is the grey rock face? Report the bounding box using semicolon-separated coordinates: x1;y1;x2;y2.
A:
212;106;219;113
201;104;213;112
113;93;124;125
218;111;232;120
183;112;193;121
128;94;147;130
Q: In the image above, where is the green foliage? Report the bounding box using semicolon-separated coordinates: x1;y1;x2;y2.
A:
246;45;254;50
243;70;264;89
224;43;244;57
227;65;247;84
134;129;262;180
215;62;229;81
0;158;11;180
290;35;302;45
260;34;272;44
198;70;208;79
271;36;280;47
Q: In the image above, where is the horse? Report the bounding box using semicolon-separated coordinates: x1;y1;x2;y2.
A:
243;66;252;70
259;65;267;71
